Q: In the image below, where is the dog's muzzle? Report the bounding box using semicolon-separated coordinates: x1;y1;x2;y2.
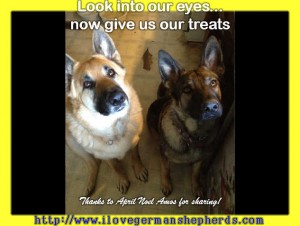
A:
95;86;128;116
201;101;222;120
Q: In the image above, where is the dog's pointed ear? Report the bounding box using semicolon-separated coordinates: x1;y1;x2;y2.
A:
201;36;225;76
92;28;122;65
158;49;183;82
65;54;75;93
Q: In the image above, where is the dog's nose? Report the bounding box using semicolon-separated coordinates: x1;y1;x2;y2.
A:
202;101;222;120
204;101;219;112
108;88;127;106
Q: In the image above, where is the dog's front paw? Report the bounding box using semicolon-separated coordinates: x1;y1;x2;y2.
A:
133;164;148;182
117;179;130;194
192;182;204;198
161;181;172;197
84;178;97;196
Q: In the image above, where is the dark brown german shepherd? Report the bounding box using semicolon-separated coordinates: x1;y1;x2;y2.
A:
65;29;148;196
147;36;224;197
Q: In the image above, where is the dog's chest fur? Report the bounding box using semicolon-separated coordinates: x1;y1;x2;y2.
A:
160;102;219;163
66;86;142;160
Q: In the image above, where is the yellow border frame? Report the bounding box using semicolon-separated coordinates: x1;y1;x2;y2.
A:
1;0;299;225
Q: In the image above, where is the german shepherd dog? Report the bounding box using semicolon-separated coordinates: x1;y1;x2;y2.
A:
65;29;148;196
147;36;224;197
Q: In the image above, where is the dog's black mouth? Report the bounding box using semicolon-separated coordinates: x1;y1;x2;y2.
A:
202;112;222;120
114;101;127;112
98;102;128;115
201;107;223;120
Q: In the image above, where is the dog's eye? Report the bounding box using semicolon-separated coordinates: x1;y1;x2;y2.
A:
210;79;217;87
183;85;192;94
103;65;116;78
107;68;116;78
83;81;94;89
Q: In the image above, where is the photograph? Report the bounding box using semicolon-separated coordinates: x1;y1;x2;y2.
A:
65;11;235;214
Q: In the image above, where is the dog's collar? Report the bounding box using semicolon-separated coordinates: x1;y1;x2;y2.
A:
171;111;207;149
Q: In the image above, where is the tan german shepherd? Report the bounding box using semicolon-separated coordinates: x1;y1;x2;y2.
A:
147;36;224;197
65;29;148;196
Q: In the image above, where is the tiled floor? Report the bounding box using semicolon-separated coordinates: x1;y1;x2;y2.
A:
65;12;208;214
